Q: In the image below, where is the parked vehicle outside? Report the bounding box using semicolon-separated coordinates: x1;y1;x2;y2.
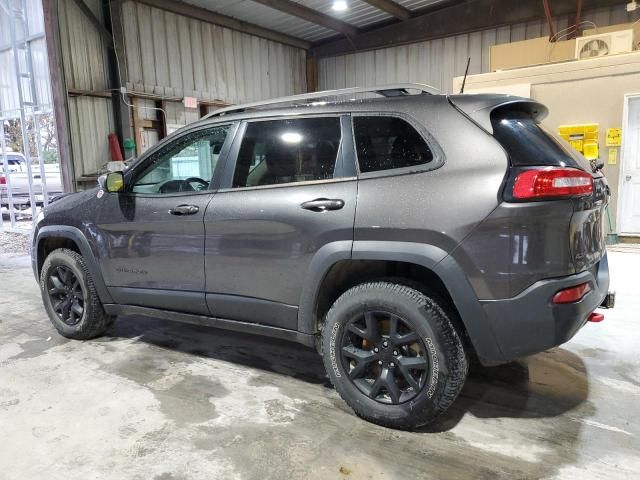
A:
1;152;63;208
31;85;613;429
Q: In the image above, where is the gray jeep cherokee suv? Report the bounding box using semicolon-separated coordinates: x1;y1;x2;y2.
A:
32;84;612;429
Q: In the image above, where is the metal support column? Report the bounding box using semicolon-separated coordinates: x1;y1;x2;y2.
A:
6;0;37;220
0;123;18;229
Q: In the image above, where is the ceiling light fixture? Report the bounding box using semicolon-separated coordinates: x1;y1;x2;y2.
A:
332;0;348;12
281;132;303;143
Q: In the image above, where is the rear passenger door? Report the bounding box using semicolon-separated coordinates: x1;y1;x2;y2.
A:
203;115;357;329
351;115;439;244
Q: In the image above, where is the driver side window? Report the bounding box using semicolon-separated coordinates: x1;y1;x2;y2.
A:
132;125;230;194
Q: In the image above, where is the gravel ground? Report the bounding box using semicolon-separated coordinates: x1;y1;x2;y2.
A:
0;230;31;255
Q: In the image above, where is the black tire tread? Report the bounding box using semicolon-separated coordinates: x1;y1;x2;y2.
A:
40;248;113;340
321;281;468;430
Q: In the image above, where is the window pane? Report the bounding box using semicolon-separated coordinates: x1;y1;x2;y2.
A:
233;117;341;188
353;117;433;173
491;111;591;171
132;125;230;194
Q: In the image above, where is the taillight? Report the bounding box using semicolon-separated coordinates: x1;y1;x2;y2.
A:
553;282;591;304
512;167;593;200
0;175;5;185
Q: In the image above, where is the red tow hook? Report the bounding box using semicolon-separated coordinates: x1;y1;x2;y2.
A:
588;312;604;323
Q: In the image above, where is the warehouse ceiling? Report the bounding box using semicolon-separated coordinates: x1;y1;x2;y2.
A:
148;0;625;55
183;0;451;42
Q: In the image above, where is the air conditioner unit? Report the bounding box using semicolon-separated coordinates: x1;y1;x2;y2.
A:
575;29;634;59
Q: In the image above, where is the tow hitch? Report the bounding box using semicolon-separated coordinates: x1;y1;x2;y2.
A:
588;312;604;322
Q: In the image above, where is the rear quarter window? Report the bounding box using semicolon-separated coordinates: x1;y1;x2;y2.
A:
491;110;591;171
353;116;435;174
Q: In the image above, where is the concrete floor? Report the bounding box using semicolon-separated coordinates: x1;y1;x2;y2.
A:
1;251;639;480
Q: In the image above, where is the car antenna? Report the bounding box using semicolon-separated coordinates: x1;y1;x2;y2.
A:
460;57;471;94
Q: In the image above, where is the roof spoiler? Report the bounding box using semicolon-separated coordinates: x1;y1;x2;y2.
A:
448;94;548;133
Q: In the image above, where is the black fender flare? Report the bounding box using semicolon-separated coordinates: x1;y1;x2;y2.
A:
297;240;353;335
34;225;113;304
297;240;505;365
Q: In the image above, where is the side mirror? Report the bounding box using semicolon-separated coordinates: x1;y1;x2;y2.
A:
105;171;125;193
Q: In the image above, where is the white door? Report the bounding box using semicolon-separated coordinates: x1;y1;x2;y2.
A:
620;95;640;234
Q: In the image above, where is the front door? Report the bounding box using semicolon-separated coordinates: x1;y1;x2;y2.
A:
95;123;234;314
203;116;357;329
621;95;640;234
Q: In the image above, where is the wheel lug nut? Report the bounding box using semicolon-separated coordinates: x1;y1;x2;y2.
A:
378;360;383;365
390;362;395;368
373;347;379;353
393;350;398;356
383;341;388;347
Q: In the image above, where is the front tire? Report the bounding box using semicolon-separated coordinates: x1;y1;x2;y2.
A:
321;282;468;430
40;248;113;340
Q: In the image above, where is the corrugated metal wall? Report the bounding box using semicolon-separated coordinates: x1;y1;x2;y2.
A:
318;5;636;93
120;0;307;104
66;96;114;175
0;0;51;118
164;101;200;129
55;0;308;177
58;0;115;176
59;0;110;92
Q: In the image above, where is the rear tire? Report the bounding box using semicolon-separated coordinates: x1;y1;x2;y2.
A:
321;281;468;430
40;248;113;340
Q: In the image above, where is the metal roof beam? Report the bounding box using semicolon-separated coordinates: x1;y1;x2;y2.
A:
312;0;619;57
43;0;75;192
249;0;360;37
133;0;311;50
361;0;412;21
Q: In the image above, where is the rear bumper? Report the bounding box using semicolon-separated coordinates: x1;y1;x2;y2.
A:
479;253;610;362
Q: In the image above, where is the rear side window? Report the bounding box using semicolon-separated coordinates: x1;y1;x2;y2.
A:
232;117;341;188
491;111;591;171
353;116;434;173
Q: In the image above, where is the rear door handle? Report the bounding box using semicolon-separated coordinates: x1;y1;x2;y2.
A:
301;198;345;212
169;204;199;215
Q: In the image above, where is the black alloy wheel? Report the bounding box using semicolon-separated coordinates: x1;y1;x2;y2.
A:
40;248;114;340
47;265;85;326
340;310;429;405
323;282;469;429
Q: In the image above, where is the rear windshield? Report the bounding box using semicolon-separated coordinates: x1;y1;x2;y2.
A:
491;111;591;171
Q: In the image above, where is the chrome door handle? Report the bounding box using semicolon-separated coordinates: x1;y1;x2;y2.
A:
626;175;632;181
169;204;199;215
301;198;345;212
